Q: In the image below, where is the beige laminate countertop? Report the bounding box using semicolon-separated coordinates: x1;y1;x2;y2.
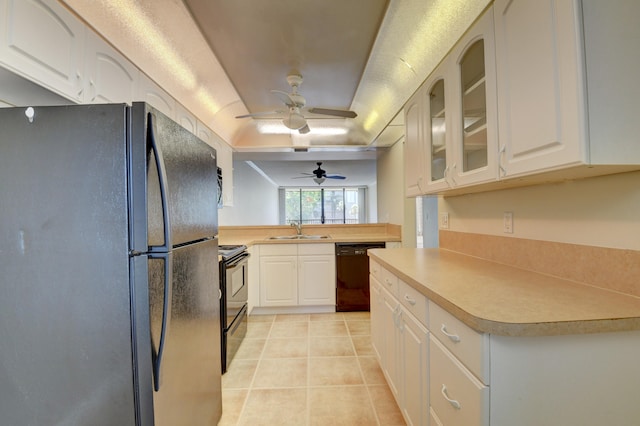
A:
369;248;640;337
218;224;401;247
220;234;400;246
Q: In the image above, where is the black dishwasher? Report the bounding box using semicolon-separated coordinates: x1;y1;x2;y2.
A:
335;242;386;311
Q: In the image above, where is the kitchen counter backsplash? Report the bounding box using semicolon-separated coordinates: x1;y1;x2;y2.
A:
440;230;640;298
219;223;402;246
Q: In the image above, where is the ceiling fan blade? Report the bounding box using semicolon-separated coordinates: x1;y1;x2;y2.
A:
308;107;357;118
326;175;346;179
270;89;296;106
291;175;315;179
235;110;284;119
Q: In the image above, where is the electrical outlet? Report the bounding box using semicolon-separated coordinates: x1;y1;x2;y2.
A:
503;212;513;234
440;212;449;229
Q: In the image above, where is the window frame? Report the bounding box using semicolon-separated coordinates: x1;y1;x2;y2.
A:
279;186;367;225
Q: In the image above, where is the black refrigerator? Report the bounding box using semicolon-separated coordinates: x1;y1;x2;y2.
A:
0;103;222;425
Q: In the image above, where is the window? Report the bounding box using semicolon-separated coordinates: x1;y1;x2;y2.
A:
281;187;366;224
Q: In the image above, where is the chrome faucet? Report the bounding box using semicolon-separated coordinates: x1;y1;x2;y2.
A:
291;221;303;235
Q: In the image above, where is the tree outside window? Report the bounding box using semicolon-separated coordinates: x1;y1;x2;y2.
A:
283;187;365;224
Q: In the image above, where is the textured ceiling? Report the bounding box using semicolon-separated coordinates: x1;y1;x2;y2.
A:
183;0;388;114
59;0;490;186
60;0;491;153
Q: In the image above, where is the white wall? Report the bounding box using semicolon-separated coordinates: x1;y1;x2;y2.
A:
439;170;640;250
220;160;381;226
377;138;416;247
218;160;280;226
368;181;378;223
376;140;404;224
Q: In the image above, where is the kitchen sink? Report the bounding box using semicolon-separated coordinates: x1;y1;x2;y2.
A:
268;235;330;240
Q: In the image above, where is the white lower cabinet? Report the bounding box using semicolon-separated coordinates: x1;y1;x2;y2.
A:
259;243;335;308
298;244;336;305
379;284;401;401
430;335;489;426
399;305;429;426
371;258;640;426
369;273;384;361
259;245;298;306
370;263;429;426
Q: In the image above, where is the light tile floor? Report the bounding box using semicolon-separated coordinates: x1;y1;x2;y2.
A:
218;312;406;426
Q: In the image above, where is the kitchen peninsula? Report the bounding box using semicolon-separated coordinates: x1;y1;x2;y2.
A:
218;223;402;246
369;247;640;426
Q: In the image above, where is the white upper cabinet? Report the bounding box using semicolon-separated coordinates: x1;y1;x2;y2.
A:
0;0;84;102
404;7;498;196
449;8;498;188
424;58;454;192
494;0;640;179
404;89;425;197
494;0;584;176
407;0;640;196
175;103;197;134
136;73;176;119
195;120;234;207
84;31;138;104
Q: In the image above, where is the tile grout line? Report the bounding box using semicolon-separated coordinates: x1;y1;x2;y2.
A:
234;315;275;425
348;316;382;426
225;312;399;425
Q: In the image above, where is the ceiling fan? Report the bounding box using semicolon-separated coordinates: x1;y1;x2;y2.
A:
293;162;346;185
235;74;357;134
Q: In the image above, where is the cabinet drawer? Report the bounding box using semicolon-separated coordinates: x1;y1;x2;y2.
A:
430;336;489;426
369;259;383;281
380;267;398;297
298;242;334;255
429;301;489;383
260;243;297;256
398;279;428;327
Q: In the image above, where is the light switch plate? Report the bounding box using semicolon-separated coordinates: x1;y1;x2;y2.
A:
503;212;513;234
440;212;450;229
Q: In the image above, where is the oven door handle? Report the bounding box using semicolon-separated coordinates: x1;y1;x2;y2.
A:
226;252;250;268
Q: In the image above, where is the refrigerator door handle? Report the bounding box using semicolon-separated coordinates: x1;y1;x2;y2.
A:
150;251;173;392
147;112;172;253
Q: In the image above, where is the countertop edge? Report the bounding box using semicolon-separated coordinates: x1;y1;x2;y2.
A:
221;235;401;247
369;248;640;337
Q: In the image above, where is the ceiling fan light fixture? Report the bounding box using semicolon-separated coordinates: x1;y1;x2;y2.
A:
313;177;326;185
282;107;306;130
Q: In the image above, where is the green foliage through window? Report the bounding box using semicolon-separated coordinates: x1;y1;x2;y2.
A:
284;188;363;224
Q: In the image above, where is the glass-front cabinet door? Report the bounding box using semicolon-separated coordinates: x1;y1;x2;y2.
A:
451;6;498;188
430;79;447;180
460;39;488;172
423;56;453;192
